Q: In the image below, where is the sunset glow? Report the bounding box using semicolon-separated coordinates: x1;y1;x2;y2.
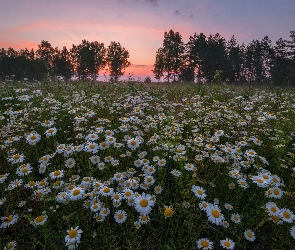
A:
1;0;294;79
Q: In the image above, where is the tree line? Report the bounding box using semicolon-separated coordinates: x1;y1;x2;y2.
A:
153;30;295;84
0;40;130;81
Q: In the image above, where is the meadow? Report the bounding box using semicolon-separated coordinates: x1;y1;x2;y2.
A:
0;80;294;249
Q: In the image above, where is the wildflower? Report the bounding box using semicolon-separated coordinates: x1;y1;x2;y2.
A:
134;193;155;215
100;186;114;197
127;138;140;150
0;213;19;228
164;206;174;218
154;185;163;194
199;201;209;211
237;179;249;189
206;204;224;226
0;197;7;205
32;213;48;226
99;207;110;217
220;238;235;249
231;213;241;223
279;208;295;223
7;179;23;190
158;158;166;167
265;202;280;216
114;210;127;224
171;169;181;177
224;203;233;210
41;120;54;127
184;163;195;171
45;127;57;137
8;153;25;164
65;158;76;169
16;163;33;176
49;170;64;179
244;229;256;242
267;187;284;199
196;238;214;249
139;214;150;224
191;185;207;200
4;241;17;250
26;132;41;145
0;173;9;183
134;220;141;229
94;213;105;222
68;187;85;201
65;226;83;246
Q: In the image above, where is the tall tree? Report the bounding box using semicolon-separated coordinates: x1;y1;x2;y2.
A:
36;40;55;68
161;30;185;82
76;40;106;80
53;46;73;80
152;48;165;81
106;41;131;82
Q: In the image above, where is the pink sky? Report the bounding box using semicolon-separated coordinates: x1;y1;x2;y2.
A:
1;0;294;79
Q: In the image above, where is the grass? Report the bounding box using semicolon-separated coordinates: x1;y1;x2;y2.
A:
0;80;295;249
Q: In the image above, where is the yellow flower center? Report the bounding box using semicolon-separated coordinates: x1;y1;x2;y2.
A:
118;213;124;220
197;190;203;195
13;154;20;160
6;215;13;223
72;189;80;196
7;243;14;249
247;232;253;238
114;194;120;200
30;135;37;140
224;241;231;247
45;120;50;124
48;129;54;133
271;215;280;222
164;207;173;217
103;187;110;193
212;210;220;218
68;161;72;165
201;241;209;247
35;215;44;223
90;144;95;149
257;179;263;183
271;207;277;213
22;167;28;173
68;229;78;238
273;189;280;195
54;170;61;176
130;140;137;146
283;211;291;219
140;199;148;207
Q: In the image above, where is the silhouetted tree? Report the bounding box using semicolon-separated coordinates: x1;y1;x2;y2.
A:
106;41;131;82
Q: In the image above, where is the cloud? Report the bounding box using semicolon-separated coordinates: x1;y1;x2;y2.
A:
175;10;181;16
144;0;159;6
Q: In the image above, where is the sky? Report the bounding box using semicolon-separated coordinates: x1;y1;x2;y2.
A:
0;0;295;80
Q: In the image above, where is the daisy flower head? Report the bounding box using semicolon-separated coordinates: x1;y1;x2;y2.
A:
154;185;163;194
196;238;214;249
65;158;76;169
127;138;140;150
49;170;64;179
8;153;25;164
65;226;83;246
244;229;256;242
267;187;284;199
45;127;57;137
68;187;85;201
191;185;207;200
32;213;48;226
171;169;181;177
94;213;106;222
206;204;224;226
164;205;174;218
199;201;209;211
220;238;235;249
279;208;295;223
0;213;19;228
134;193;155;215
114;210;127;224
265;202;280;216
184;163;195;171
16;163;33;176
26;132;41;145
231;213;241;223
4;241;17;250
41;120;54;127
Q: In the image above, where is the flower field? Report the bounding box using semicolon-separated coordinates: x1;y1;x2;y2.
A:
0;80;295;249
